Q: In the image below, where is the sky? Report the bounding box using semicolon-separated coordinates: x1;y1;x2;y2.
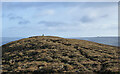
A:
2;2;118;37
1;0;119;2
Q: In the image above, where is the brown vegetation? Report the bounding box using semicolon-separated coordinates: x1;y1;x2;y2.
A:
1;36;120;73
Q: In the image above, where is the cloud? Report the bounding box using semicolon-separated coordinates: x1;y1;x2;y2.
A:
100;14;108;18
3;2;117;10
1;0;119;2
18;20;30;25
35;9;55;17
9;16;22;20
80;14;109;23
45;9;55;15
38;21;65;26
7;13;31;25
7;13;23;20
80;16;93;23
2;2;118;37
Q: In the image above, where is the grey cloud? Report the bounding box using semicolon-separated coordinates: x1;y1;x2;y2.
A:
100;14;109;18
7;13;31;25
38;21;65;26
3;2;52;9
3;2;117;10
18;20;30;25
9;16;23;20
80;16;93;23
7;13;23;20
80;14;109;23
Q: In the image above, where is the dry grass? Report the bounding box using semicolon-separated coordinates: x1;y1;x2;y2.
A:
1;36;119;73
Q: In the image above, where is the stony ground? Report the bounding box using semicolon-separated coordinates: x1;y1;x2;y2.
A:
1;36;120;73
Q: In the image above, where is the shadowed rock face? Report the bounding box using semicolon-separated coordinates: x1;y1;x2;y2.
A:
2;36;119;73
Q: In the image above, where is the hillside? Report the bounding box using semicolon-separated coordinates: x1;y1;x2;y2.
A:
2;36;119;73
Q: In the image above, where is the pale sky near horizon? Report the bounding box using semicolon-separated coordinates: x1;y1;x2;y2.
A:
2;2;118;37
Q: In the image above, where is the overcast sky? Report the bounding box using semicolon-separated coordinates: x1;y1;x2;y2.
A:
2;2;118;37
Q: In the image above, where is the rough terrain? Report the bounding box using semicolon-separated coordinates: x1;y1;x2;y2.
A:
2;36;120;73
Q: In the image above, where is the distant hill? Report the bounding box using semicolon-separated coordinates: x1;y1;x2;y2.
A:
2;36;119;73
